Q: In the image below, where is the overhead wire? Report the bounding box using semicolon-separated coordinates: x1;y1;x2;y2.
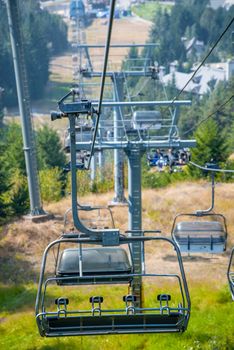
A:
182;94;234;136
129;76;151;99
87;0;116;168
171;16;234;103
165;16;234;137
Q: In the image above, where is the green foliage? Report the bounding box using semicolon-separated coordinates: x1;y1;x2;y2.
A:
190;119;229;177
65;170;90;197
90;165;114;194
3;123;26;174
0;284;36;313
149;6;187;67
9;169;29;216
65;167;114;197
0;129;29;220
39;167;64;202
142;169;172;189
0;143;12;222
0;283;234;349
122;46;141;90
142;163;189;190
229;120;234;153
36;125;66;170
4;123;66;174
0;0;68;106
178;78;234;140
132;2;173;21
0;123;68;218
202;79;234;132
145;1;234;68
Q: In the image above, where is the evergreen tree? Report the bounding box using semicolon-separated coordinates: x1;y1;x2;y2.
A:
0;0;68;106
0;143;11;222
9;169;29;216
36;125;66;170
190;119;229;177
3;123;26;174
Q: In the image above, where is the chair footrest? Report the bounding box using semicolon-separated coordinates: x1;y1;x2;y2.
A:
42;313;185;336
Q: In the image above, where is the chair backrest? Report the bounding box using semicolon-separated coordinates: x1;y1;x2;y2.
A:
132;111;161;130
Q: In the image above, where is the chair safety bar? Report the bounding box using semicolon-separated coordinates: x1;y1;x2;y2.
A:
35;235;191;337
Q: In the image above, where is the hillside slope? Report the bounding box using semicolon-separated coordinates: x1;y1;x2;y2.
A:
1;181;233;285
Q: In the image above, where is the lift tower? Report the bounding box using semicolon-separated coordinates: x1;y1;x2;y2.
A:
5;0;45;216
78;43;158;204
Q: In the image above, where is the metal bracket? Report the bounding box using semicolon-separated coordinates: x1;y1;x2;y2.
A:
59;99;93;115
102;230;120;246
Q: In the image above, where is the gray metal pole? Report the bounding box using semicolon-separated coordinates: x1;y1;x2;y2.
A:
97;119;105;181
125;145;145;306
6;0;44;216
112;73;126;203
90;154;96;186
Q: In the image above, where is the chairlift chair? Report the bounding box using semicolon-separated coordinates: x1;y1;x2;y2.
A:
38;91;190;336
227;247;234;300
171;173;228;253
64;124;93;153
172;215;227;253
132;111;161;130
35;235;190;337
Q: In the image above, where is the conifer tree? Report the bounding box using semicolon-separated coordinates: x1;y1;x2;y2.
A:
190;119;229;177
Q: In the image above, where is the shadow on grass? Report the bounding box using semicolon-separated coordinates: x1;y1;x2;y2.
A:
0;284;36;313
163;254;212;262
0;245;39;284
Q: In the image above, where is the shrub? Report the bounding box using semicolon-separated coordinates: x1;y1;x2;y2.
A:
9;169;29;215
39;167;64;202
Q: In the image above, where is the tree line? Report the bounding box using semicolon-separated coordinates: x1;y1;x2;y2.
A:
0;0;233;225
148;0;234;69
0;123;114;225
0;0;68;109
125;0;234;174
0;124;67;223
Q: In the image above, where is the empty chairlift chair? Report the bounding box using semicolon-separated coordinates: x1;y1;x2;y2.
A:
132;111;162;140
171;174;227;253
172;218;227;253
35;235;190;337
64;123;93;153
227;247;234;300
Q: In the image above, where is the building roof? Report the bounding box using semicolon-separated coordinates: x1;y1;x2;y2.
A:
162;65;226;95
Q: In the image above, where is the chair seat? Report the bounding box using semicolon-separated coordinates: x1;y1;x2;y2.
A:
42;313;185;336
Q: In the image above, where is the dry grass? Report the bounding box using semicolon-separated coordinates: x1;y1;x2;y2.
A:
0;182;233;285
85;18;151;71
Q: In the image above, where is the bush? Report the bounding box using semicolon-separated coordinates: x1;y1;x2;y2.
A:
142;170;172;189
9;169;29;216
39;167;64;202
36;125;66;170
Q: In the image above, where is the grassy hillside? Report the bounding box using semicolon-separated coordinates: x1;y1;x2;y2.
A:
0;182;234;349
0;282;233;350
